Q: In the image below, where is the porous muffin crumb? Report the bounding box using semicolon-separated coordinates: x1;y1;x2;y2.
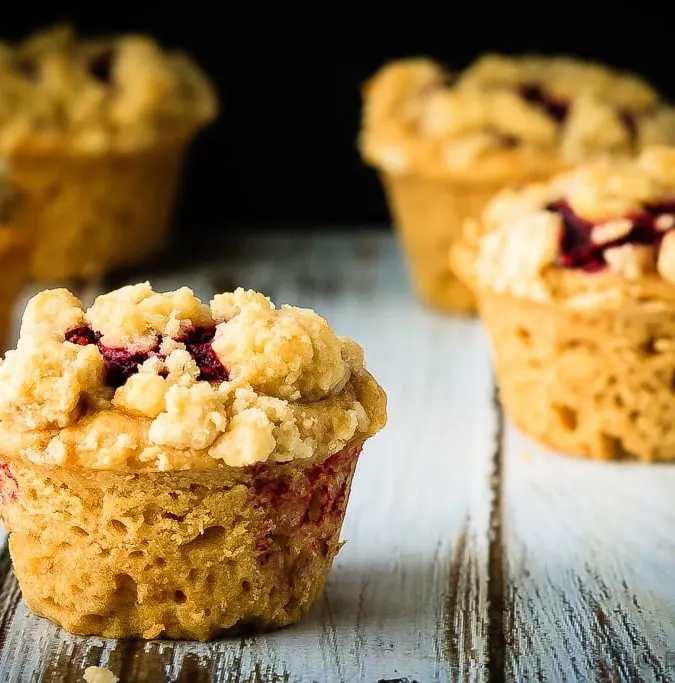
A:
0;284;385;470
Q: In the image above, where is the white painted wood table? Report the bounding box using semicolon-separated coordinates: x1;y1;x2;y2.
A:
1;230;674;682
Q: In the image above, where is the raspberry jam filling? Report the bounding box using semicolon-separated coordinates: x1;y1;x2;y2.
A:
250;445;361;562
65;324;228;388
179;326;228;383
546;200;675;272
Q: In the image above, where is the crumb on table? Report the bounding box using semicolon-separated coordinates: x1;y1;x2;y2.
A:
83;666;119;683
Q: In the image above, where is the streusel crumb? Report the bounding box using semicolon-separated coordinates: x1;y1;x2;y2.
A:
0;25;218;153
465;146;675;303
361;55;675;180
0;285;386;470
83;667;118;683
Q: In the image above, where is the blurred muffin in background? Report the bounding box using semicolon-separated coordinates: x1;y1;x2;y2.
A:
0;25;218;281
359;54;675;314
453;146;675;461
0;161;30;350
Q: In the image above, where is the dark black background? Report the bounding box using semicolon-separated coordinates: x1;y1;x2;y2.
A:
4;11;673;229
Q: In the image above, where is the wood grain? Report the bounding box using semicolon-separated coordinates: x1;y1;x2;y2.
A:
502;418;675;682
0;232;496;682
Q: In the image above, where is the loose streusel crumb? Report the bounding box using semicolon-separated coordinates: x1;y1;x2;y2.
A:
590;219;633;245
0;285;386;470
656;214;675;231
0;25;218;153
462;146;675;303
657;231;675;284
604;244;655;280
360;55;675;181
83;667;118;683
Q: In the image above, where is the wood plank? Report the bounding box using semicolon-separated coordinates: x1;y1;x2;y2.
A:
501;416;675;682
0;231;497;682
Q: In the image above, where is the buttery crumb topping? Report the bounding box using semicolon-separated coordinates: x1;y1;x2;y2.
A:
360;55;675;181
464;146;675;304
0;284;386;470
83;667;118;683
0;25;218;153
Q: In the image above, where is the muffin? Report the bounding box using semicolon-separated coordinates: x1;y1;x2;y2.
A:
0;284;386;640
0;25;218;280
453;145;675;461
359;54;675;313
0;161;30;350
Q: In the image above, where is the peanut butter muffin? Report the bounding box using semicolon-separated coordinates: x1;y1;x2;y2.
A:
0;284;386;640
453;146;675;461
360;54;675;313
0;25;218;280
0;161;30;350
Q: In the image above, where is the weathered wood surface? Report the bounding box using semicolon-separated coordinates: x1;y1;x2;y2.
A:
3;230;674;682
0;232;496;682
502;422;675;682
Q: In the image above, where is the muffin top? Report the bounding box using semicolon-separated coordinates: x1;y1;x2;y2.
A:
460;146;675;307
0;25;218;154
0;284;386;470
360;54;675;182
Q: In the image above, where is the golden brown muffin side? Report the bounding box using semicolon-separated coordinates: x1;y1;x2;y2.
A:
1;442;363;640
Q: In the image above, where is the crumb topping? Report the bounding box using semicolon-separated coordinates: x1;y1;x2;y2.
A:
83;667;118;683
467;146;675;303
360;55;675;181
0;285;386;470
0;25;218;154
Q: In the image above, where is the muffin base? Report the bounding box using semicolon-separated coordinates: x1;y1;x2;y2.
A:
480;289;675;461
381;173;506;314
12;147;184;281
0;444;362;640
